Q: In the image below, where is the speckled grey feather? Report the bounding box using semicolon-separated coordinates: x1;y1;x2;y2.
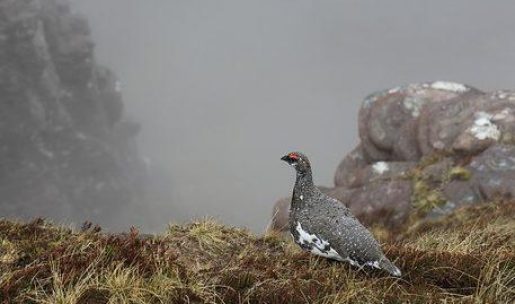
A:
282;152;401;277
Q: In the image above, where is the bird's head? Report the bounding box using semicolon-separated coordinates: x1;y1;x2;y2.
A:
281;151;311;174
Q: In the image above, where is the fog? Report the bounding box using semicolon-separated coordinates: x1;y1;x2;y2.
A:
71;0;515;232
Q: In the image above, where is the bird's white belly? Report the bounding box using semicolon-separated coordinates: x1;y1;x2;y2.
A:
294;222;344;261
310;245;343;261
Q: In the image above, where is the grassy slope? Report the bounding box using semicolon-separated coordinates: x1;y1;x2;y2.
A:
0;202;514;304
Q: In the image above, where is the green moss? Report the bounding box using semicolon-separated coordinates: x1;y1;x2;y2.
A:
408;154;471;217
411;180;446;215
417;152;449;168
448;166;472;181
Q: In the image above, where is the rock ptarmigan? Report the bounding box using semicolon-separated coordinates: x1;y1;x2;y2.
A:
281;151;401;277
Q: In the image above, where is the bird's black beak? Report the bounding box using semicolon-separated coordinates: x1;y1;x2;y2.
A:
281;154;296;166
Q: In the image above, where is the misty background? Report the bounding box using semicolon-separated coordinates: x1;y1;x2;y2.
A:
70;0;515;232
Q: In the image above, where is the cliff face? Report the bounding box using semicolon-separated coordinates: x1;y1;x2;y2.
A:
0;0;145;225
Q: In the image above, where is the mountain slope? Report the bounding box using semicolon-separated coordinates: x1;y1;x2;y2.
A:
1;202;513;303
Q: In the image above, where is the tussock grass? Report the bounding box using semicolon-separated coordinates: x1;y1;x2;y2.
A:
0;202;514;303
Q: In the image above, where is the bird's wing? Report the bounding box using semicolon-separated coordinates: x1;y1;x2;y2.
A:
309;202;383;263
334;215;384;264
321;194;355;218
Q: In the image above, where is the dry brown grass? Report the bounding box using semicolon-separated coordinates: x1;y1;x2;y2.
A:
0;203;514;304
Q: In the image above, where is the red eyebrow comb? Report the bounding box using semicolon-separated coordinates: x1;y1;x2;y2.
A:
288;153;299;160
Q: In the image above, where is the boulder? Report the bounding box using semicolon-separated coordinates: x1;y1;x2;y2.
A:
468;144;515;200
267;197;290;233
427;181;483;218
334;144;369;187
271;82;515;231
346;161;416;188
418;93;515;155
393;119;421;161
421;158;454;184
359;82;481;162
417;91;484;155
346;180;413;228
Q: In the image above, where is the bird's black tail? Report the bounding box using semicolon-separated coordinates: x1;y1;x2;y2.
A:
378;257;401;277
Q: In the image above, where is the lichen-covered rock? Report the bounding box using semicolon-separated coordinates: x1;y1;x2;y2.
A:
359;82;481;162
416;93;515;156
393;119;421;161
0;0;145;226
430;181;483;218
358;91;394;161
334;144;369;187
346;161;416;188
424;95;511;155
468;144;515;200
417;92;484;155
470;97;515;147
267;197;290;233
421;158;454;184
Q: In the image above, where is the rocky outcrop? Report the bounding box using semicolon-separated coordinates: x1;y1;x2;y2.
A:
0;0;145;225
269;81;515;233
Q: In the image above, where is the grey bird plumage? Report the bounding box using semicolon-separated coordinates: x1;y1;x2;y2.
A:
281;152;401;277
